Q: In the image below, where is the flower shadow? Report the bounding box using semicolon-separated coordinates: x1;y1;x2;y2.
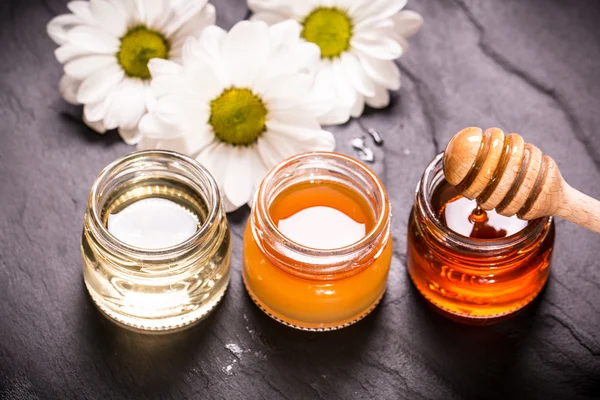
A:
59;105;123;146
240;286;384;375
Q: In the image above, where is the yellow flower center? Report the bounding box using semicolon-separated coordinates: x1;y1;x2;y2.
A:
209;88;267;146
118;26;169;79
301;7;352;59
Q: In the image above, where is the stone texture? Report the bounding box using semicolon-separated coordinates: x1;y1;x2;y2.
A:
0;0;599;399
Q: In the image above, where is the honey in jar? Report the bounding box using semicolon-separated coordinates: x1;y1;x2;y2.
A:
243;152;392;331
407;154;554;322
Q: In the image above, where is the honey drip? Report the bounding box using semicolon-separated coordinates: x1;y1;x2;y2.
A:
468;205;507;239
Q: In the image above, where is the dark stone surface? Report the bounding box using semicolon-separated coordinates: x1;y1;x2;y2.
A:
1;0;599;399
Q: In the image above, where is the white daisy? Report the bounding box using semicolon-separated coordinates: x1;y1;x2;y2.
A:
249;0;423;124
47;0;216;144
137;20;335;212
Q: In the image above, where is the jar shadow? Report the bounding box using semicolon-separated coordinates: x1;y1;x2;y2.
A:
404;275;547;397
75;284;226;396
241;286;385;364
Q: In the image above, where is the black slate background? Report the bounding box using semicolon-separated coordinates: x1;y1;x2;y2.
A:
1;0;600;399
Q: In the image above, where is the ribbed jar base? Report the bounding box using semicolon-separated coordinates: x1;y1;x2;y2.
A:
243;276;384;332
84;276;229;334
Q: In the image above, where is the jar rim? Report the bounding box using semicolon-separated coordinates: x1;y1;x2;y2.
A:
88;150;222;259
417;153;551;252
252;151;391;275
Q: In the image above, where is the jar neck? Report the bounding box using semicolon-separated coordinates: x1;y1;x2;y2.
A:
415;153;551;256
251;152;391;280
86;150;226;276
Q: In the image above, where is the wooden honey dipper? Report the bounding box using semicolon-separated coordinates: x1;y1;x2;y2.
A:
443;127;600;233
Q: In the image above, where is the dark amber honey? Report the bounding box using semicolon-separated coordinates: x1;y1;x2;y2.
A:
407;155;555;322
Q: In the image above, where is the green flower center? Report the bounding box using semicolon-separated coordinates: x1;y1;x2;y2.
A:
301;7;352;59
209;88;267;146
118;26;169;79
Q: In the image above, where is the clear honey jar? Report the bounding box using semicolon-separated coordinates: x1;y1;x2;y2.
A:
82;150;231;333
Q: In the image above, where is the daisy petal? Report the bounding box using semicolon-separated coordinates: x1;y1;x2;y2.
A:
185;65;225;101
351;0;407;22
144;83;157;112
268;20;302;50
332;59;357;108
351;36;403;60
266;111;322;139
118;126;142;145
191;25;226;70
139;0;169;30
317;106;351;126
168;3;215;42
138;113;173;139
222;21;271;87
55;44;92;63
154;93;200;119
68;26;120;54
77;63;124;104
58;74;81;105
301;63;338;115
89;0;127;37
104;80;147;130
351;94;365;118
223;146;259;209
137;128;211;155
257;134;294;170
64;54;116;80
248;0;294;15
392;10;424;38
341;52;376;97
148;58;184;78
288;0;313;18
250;12;287;25
293;42;321;73
154;94;210;127
83;101;107;122
356;52;400;90
261;73;312;104
163;0;209;36
47;14;82;45
83;114;107;133
365;85;390;108
175;127;214;155
258;129;334;168
67;1;94;22
150;74;191;98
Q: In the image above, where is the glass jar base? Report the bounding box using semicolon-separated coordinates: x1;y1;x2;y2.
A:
243;276;384;331
85;278;229;334
408;271;549;324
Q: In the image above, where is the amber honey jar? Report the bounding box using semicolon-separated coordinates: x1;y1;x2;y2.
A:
243;152;392;331
407;154;555;322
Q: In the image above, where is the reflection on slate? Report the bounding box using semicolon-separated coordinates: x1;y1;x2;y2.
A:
0;0;599;399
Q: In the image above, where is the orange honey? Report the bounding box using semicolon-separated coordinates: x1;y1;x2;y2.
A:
243;152;392;331
407;155;554;322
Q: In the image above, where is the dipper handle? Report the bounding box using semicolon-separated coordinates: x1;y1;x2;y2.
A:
443;127;600;233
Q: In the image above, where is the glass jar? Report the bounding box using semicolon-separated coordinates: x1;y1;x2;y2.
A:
243;152;393;331
82;150;231;333
407;154;555;322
